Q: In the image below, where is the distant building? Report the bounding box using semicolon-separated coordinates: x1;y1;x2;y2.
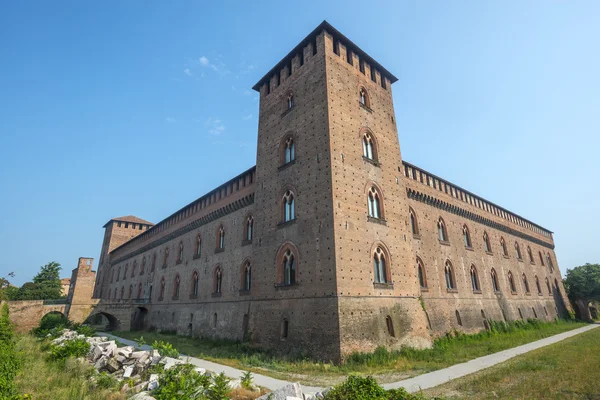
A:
91;21;571;362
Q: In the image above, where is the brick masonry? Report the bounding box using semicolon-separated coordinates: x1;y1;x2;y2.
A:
90;21;572;362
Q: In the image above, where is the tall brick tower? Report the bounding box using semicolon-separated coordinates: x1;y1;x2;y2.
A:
250;21;430;361
93;216;154;299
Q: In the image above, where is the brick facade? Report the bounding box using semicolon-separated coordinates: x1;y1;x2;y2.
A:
91;21;571;362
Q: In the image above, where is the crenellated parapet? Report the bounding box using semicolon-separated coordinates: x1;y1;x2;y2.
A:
403;161;553;239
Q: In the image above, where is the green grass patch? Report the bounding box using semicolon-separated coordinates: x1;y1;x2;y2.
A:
424;325;600;399
14;335;125;400
114;319;587;385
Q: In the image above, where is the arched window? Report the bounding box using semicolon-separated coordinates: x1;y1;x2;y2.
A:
131;261;137;277
438;217;448;242
500;237;508;257
287;93;294;110
282;250;296;286
554;278;561;296
128;284;133;299
173;275;180;299
539;251;545;266
177;242;184;264
470;265;480;292
191;271;199;297
367;186;382;219
491;268;500;292
214;266;223;293
195;234;202;258
120;286;124;299
527;246;534;263
151;253;156;272
523;274;530;293
140;257;146;275
362;132;377;161
163;247;169;267
113;288;117;300
445;260;456;290
417;257;427;289
111;268;115;283
244;215;254;242
546;277;551;295
373;246;388;284
515;242;522;260
547;254;554;273
282;190;295;222
281;318;289;339
116;266;121;282
217;226;225;249
409;208;419;236
242;261;251;291
137;283;142;299
385;316;395;337
283;136;295;164
159;277;166;300
359;87;370;108
508;271;517;293
463;225;472;248
483;232;491;253
456;310;463;326
123;265;128;280
535;276;542;295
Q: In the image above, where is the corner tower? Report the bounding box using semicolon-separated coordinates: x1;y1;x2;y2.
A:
93;216;154;299
251;21;431;361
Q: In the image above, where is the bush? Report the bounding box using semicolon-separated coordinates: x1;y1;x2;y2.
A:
0;304;21;399
31;313;71;338
153;363;210;400
207;372;230;400
240;371;254;390
73;324;96;337
152;340;179;358
324;375;439;400
94;371;118;389
47;338;90;362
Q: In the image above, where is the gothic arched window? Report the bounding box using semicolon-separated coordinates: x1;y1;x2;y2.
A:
177;242;184;264
282;136;295;164
515;242;522;260
491;268;500;292
359;87;370;108
214;266;223;294
445;260;456;290
195;234;202;258
438;217;448;242
463;225;472;248
191;271;199;297
173;274;180;299
527;246;534;263
217;226;225;250
282;190;295;222
500;237;508;257
483;232;491;253
373;246;388;284
287;93;294;110
367;186;383;219
410;208;419;236
243;261;251;291
417;257;427;289
508;271;517;293
535;276;542;295
362;132;377;161
282;250;296;286
244;215;254;242
470;265;480;292
523;274;530;293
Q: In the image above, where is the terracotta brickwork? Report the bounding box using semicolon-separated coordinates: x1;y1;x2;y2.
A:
90;21;571;362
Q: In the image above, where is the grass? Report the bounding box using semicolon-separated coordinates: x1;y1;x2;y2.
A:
424;325;600;399
114;319;588;387
14;335;125;400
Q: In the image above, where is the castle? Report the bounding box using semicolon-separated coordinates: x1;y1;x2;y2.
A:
91;21;571;362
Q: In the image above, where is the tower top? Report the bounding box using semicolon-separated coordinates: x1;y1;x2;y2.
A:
252;20;398;91
103;215;154;228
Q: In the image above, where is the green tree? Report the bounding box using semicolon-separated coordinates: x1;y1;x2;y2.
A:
564;263;600;320
13;262;62;300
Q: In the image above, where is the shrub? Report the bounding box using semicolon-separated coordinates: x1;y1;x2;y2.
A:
240;371;254;390
207;372;231;400
0;304;21;399
153;363;210;400
135;336;146;348
48;338;91;362
152;340;179;358
324;375;387;400
73;324;96;337
95;371;118;389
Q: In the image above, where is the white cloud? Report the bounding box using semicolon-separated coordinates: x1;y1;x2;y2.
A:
184;68;193;77
242;114;252;120
205;117;225;135
199;56;209;66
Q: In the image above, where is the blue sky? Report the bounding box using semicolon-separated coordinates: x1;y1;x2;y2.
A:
1;1;598;285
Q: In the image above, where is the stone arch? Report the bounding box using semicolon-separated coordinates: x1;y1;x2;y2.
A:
84;311;120;331
131;307;148;331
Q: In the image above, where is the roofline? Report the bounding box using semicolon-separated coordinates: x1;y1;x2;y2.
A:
403;160;553;235
103;217;155;228
252;20;398;91
108;165;257;255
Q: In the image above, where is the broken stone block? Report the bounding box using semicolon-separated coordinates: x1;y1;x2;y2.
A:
106;357;120;373
123;365;134;378
146;374;159;390
94;355;107;371
256;383;303;400
117;346;134;358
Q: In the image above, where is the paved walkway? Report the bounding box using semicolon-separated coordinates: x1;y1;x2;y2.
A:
100;323;599;394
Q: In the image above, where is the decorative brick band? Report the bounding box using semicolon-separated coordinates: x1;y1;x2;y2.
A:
111;193;255;266
407;188;554;250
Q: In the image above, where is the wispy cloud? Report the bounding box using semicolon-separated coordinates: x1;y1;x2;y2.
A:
242;114;253;121
205;117;225;135
183;68;193;77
